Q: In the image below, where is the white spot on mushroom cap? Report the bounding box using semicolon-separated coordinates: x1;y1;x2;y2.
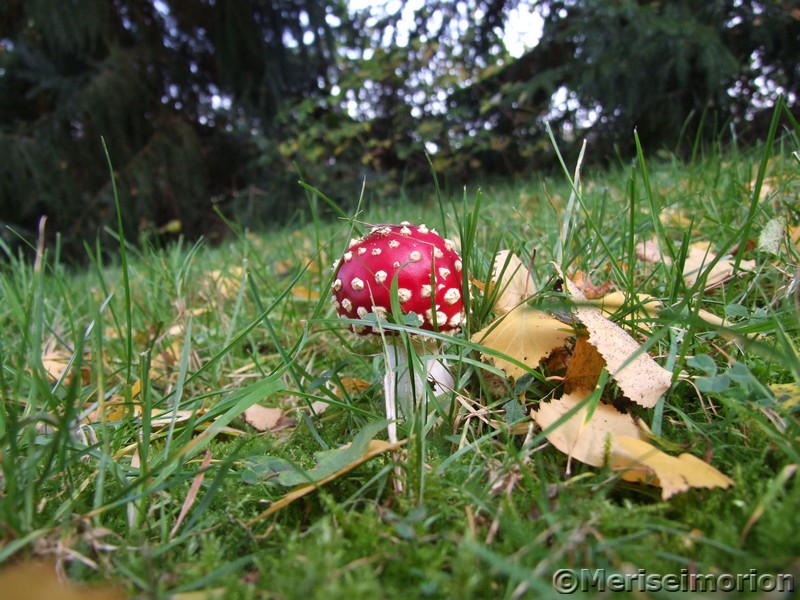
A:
398;288;412;303
409;250;422;262
425;308;448;327
343;251;353;263
341;298;353;312
332;279;342;291
371;248;382;255
433;248;444;259
357;247;367;255
389;240;400;248
417;224;429;234
400;226;412;235
349;238;362;247
357;306;368;318
438;267;451;279
443;288;461;305
448;311;465;327
455;260;462;272
351;277;364;291
444;239;455;252
421;284;433;298
375;270;387;283
393;261;401;269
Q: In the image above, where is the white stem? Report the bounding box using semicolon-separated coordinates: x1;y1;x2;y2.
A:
383;337;454;444
383;340;402;446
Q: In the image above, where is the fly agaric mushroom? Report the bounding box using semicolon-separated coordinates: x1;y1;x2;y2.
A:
331;222;465;443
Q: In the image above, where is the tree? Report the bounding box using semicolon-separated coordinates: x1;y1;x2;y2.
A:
0;0;350;257
280;0;798;193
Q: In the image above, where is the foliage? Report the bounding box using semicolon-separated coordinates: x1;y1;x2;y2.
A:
281;0;799;199
0;0;350;256
1;0;798;258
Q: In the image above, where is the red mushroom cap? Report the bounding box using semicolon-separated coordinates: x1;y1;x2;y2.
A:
331;223;465;335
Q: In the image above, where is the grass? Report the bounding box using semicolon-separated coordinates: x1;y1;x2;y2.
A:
1;110;799;598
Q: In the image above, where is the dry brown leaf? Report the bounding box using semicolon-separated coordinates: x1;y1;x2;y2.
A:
569;270;613;299
563;337;606;394
242;405;284;432
332;377;371;398
486;250;536;314
612;435;734;499
472;306;573;381
0;560;126;600
564;276;673;408
170;450;212;539
533;392;649;469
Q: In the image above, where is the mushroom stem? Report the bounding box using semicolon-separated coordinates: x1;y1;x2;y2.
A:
383;337;454;445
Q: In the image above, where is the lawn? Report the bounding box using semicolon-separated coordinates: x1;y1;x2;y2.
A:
1;113;799;599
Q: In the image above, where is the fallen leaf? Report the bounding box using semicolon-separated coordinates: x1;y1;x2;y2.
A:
291;285;321;301
248;420;403;521
485;250;536;314
533;392;649;469
769;382;800;411
533;393;733;499
636;238;756;290
758;217;786;255
563;337;606;394
586;291;663;321
659;207;692;229
612;435;734;499
635;239;669;265
569;270;613;299
563;275;673;408
472;306;573;381
243;405;284;432
332;377;371;398
170;450;213;539
0;560;126;600
682;242;738;288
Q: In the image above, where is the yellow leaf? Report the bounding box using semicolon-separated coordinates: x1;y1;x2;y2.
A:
586;291;663;320
472;307;573;381
485;250;536;314
563;276;672;408
533;393;733;499
291;285;320;301
533;392;650;468
769;383;800;411
612;435;734;499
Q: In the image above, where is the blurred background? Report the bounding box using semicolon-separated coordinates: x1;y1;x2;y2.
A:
1;0;797;258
